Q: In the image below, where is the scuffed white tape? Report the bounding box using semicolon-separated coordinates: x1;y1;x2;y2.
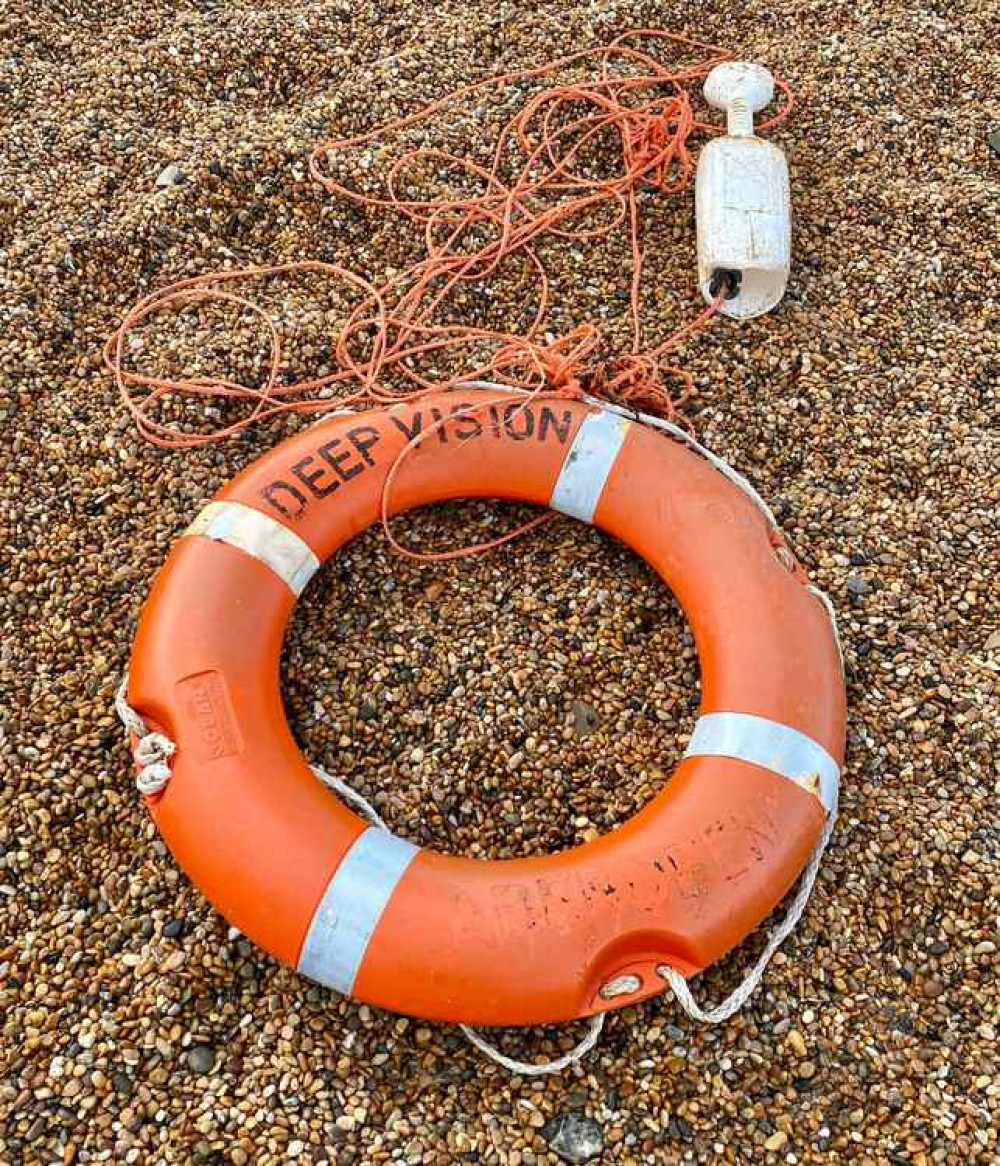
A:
685;711;840;813
549;409;631;523
185;500;319;596
298;827;420;994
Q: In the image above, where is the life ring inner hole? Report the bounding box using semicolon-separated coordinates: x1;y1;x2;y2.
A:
280;495;701;860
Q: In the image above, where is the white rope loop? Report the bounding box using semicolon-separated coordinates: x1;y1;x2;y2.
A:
132;731;176;795
114;676;175;795
659;798;838;1023
310;763;389;830
459;1014;605;1077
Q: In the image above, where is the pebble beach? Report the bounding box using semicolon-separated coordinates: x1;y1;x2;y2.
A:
2;0;998;1163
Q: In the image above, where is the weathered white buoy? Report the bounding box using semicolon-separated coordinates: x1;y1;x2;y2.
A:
695;62;791;319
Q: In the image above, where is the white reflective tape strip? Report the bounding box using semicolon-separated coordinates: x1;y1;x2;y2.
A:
298;828;420;994
684;712;840;814
549;409;632;523
185;501;319;596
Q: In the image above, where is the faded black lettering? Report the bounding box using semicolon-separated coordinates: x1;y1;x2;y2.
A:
390;412;423;441
539;405;573;444
262;480;308;519
429;407;449;444
450;403;482;441
318;437;362;483
347;424;381;466
291;455;340;499
503;402;534;441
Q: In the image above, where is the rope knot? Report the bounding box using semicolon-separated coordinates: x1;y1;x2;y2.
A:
491;326;600;398
588;352;693;432
620;95;694;191
540;351;585;397
133;732;176;796
115;677;177;796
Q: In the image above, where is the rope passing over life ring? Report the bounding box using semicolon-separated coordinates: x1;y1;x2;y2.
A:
124;387;845;1027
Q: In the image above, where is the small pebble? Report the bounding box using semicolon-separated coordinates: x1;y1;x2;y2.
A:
155;163;186;187
846;574;872;597
542;1114;604;1163
922;977;946;999
186;1046;216;1074
572;699;601;736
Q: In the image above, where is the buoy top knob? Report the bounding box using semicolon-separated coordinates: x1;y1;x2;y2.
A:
703;62;775;137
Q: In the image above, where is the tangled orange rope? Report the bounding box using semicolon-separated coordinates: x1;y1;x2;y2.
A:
105;29;793;453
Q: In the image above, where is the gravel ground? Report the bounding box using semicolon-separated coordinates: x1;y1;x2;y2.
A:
2;1;998;1163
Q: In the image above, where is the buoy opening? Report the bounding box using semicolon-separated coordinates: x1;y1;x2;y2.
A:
281;498;701;859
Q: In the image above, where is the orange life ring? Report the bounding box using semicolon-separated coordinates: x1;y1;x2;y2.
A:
125;388;845;1027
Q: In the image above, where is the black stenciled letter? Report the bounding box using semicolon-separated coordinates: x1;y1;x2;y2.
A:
450;403;482;441
429;407;450;444
291;455;340;499
390;412;423;441
318;437;363;483
503;402;535;441
261;480;308;519
539;405;573;444
347;425;381;466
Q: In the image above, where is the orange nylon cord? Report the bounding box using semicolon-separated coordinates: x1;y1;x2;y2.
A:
377;295;723;566
104;29;794;555
379;392;560;564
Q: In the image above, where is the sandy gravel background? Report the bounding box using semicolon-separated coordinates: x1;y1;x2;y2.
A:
2;1;998;1163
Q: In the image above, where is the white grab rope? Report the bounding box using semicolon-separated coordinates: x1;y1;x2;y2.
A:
113;398;843;1072
809;582;844;667
114;676;175;795
311;762;390;830
590;396;780;528
658;797;838;1022
460;1013;605;1076
610;403;844;1025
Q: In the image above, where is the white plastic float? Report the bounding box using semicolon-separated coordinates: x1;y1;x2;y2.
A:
695;62;792;319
